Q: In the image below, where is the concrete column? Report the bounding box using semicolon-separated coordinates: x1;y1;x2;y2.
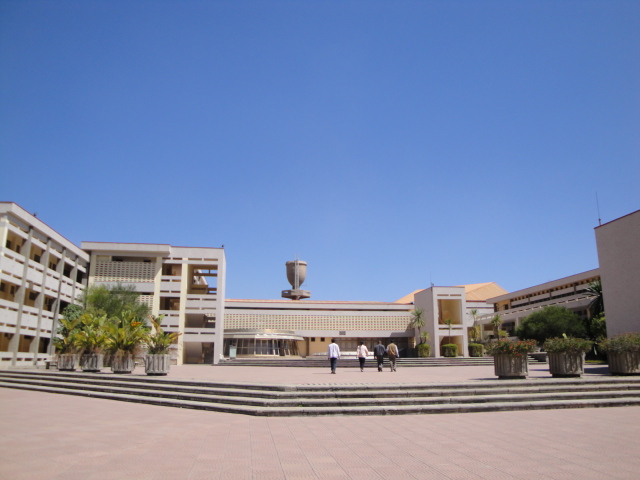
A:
152;257;162;316
70;256;79;303
9;227;34;366
30;238;52;364
47;248;67;356
212;254;226;365
177;258;187;365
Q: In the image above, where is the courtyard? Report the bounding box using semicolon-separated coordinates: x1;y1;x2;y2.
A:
1;364;639;479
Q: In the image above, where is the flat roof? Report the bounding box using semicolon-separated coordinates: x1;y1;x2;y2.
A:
486;268;600;303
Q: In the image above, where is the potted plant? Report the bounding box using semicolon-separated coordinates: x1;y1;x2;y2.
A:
52;317;80;371
487;339;536;379
75;313;107;372
468;343;484;357
544;336;593;377
600;333;640;375
144;314;181;375
104;311;148;374
442;344;458;357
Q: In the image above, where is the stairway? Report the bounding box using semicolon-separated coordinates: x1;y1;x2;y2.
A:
1;370;639;417
216;357;515;367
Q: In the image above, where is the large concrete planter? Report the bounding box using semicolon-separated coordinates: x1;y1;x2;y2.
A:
548;353;584;377
81;354;104;372
494;354;528;379
57;354;78;371
111;354;135;374
145;354;171;376
608;352;640;375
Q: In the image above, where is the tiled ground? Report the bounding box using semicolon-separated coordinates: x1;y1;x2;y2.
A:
1;364;637;480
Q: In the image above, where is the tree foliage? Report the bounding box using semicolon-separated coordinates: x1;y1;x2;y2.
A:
491;314;502;338
145;314;181;355
80;283;149;319
515;306;586;344
410;308;426;343
585;279;604;318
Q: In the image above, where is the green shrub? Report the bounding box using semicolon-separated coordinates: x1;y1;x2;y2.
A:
544;337;593;355
486;339;536;357
442;344;458;357
516;306;585;343
468;343;484;357
416;343;431;357
600;333;640;354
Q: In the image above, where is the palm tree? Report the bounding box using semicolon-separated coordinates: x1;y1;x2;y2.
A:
470;309;478;326
444;318;454;344
469;308;480;342
410;308;426;343
491;314;502;340
585;279;604;318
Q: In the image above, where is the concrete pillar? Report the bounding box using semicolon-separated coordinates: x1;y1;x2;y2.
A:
9;227;34;366
47;248;67;356
30;238;52;364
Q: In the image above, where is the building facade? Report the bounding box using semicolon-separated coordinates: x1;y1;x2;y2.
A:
480;269;600;337
82;242;226;365
595;209;640;336
0;203;89;367
224;298;414;357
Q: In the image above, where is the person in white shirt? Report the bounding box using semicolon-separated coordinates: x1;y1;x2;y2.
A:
356;341;369;372
327;339;341;374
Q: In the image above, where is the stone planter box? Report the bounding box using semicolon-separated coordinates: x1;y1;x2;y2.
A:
81;354;104;372
608;352;640;375
548;353;585;377
145;354;171;376
57;354;78;371
111;354;135;374
494;354;528;379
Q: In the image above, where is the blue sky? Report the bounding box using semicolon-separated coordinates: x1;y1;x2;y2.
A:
1;1;638;301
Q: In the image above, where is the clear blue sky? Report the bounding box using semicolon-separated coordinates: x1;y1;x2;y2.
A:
1;1;638;301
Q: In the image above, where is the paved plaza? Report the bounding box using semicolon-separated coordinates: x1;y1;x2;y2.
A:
1;364;639;479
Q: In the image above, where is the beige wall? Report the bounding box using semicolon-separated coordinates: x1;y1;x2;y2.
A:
595;210;640;336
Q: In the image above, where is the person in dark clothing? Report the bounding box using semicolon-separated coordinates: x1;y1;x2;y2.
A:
373;340;386;372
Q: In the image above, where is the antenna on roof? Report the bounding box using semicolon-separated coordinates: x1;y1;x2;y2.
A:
430;270;434;288
596;192;602;226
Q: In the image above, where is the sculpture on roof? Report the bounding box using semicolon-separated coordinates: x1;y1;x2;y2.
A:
281;259;311;300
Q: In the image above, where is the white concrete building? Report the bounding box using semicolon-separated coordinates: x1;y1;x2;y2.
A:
595;209;640;336
0;203;89;367
82;242;226;365
224;298;414;357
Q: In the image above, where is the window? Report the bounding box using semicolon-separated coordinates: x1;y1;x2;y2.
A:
310;337;315;342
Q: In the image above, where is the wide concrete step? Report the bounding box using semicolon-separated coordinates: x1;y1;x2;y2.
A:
217;357;503;367
2;377;640;408
2;370;640;416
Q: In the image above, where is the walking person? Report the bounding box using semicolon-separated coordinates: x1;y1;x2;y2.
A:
386;339;399;372
356;341;369;372
373;340;386;372
327;338;341;374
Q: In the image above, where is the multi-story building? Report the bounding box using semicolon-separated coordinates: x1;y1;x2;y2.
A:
595;209;640;336
82;242;226;364
479;269;600;337
0;203;89;367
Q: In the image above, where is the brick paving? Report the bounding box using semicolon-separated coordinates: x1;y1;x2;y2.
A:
1;364;637;479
